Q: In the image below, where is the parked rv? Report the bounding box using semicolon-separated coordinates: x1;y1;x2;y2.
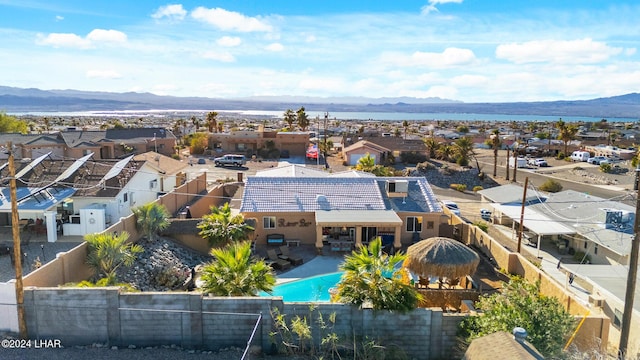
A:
509;156;528;168
570;151;590;162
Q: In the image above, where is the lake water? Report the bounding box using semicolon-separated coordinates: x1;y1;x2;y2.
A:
11;109;637;123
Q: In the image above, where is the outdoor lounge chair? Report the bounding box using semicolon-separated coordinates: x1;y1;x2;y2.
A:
279;246;303;265
267;249;291;270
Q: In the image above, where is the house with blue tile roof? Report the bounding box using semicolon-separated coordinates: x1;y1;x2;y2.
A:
240;171;445;251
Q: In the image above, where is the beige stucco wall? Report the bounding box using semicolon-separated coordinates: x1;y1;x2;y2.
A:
242;212;316;245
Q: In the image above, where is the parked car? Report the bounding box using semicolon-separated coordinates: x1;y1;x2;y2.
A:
480;209;492;221
442;200;461;216
600;156;621;165
214;154;247;167
587;156;608;165
528;158;548;167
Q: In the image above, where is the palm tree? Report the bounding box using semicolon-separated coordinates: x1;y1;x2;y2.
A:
206;111;218;133
436;144;454;162
199;241;276;296
296;107;310;131
453;136;474;166
133;203;171;242
490;129;502;177
355;153;376;172
85;231;143;284
197;203;254;247
402;120;409;140
334;237;420;312
423;137;440;159
283;109;296;131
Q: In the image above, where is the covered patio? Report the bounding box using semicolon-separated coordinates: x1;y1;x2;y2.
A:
314;210;403;251
489;203;575;256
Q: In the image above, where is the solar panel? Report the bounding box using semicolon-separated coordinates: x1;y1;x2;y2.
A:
101;155;134;182
15;152;52;179
55;153;93;183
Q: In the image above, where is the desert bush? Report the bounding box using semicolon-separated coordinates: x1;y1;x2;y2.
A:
415;161;435;172
400;151;427;164
599;163;612;173
449;183;467;192
572;251;591;264
473;221;488;232
556;152;565;160
472;185;483;192
539;179;563;193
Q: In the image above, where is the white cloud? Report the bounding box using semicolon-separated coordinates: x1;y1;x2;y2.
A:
55;15;63;21
86;29;127;43
191;7;272;32
305;35;316;43
217;36;241;47
202;51;235;62
152;4;187;21
265;43;284;52
496;38;623;64
421;0;463;15
86;70;122;79
36;29;127;49
36;33;91;48
387;48;476;68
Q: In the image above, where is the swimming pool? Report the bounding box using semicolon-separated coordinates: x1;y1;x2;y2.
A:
259;272;343;302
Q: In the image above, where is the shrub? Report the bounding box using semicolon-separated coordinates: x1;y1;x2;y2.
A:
456;157;469;167
170;153;180;160
400;151;427;164
599;163;612;173
556;152;565;160
472;185;483;192
572;251;591;264
449;183;467;192
415;161;435;172
473;221;488;232
539;179;563;193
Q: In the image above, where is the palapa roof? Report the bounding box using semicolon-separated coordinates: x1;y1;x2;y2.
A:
404;237;480;279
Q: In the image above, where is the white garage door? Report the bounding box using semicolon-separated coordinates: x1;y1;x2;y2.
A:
349;153;376;166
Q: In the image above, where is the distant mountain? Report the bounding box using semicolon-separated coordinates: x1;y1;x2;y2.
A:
0;85;638;118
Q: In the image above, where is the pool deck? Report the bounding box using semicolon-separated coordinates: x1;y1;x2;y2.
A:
255;243;346;284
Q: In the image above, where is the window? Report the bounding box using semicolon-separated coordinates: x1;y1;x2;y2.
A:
594;244;598;255
149;179;158;189
237;143;246;151
584;241;588;249
123;193;128;203
614;308;622;328
263;216;276;229
426;221;434;230
406;216;422;232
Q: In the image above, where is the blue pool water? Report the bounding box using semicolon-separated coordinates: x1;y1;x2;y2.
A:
259;272;343;302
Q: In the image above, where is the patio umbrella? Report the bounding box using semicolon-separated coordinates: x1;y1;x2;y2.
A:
404;237;480;280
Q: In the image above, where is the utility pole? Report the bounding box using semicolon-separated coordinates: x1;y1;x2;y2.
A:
323;112;329;169
516;177;529;253
512;141;518;183
619;167;640;357
506;147;510;181
7;142;27;338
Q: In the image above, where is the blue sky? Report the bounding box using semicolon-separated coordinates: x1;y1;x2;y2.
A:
1;0;639;102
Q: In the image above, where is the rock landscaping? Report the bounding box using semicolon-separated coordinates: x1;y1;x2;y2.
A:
116;237;213;292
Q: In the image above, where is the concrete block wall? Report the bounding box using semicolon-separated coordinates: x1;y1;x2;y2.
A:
24;288;114;344
0;281;18;332
23;289;458;359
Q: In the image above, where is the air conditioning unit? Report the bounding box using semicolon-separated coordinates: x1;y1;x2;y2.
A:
386;180;408;197
589;295;605;308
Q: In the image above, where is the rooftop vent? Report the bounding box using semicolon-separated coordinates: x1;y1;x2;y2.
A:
512;327;527;343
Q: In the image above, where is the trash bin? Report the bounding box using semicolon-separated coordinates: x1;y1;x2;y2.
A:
237;172;243;182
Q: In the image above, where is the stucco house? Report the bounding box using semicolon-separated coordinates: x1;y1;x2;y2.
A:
0;127;177;161
240;166;446;251
207;126;309;158
0;151;186;242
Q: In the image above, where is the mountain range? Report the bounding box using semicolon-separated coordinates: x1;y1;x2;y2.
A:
1;85;639;119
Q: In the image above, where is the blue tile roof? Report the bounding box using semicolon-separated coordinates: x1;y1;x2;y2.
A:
240;176;442;213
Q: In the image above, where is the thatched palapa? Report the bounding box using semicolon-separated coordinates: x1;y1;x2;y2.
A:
404;237;479;279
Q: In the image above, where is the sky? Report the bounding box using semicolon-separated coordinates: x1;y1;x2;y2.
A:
1;0;639;103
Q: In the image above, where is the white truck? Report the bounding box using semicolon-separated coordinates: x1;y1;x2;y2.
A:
509;156;528;168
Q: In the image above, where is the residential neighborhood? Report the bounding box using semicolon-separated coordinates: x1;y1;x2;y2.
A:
1;112;640;359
